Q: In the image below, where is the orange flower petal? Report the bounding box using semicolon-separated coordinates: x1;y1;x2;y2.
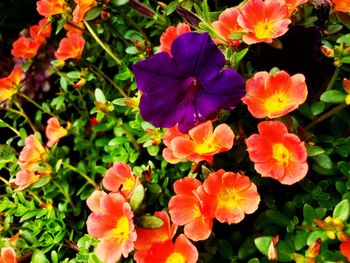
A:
0;247;17;263
159;23;191;55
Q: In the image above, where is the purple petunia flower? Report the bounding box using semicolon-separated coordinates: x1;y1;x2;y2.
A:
132;32;245;133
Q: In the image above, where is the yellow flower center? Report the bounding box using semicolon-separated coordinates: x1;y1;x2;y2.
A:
123;177;135;194
112;216;130;242
166;252;185;263
195;139;217;154
218;188;241;208
264;92;291;115
272;143;291;165
193;204;202;218
254;19;275;39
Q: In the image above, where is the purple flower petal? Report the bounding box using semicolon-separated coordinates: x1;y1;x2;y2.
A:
132;32;245;132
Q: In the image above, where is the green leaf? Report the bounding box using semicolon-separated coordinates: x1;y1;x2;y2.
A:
306;145;325;157
266;210;290;227
130;184;145;211
303;204;317;225
229;32;245;40
218;239;234;259
333;199;350;221
238;235;257;259
312;153;332;169
166;1;178;15
338;161;350;176
248;259;260;263
147;183;162;194
233;48;249;63
111;0;129;6
337;33;350;44
32;250;50;263
95;88;106;103
341;56;350;64
310;101;325;116
320;90;346;104
276;240;294;262
254;236;272;256
84;7;102;21
307;230;328;245
136;215;164;229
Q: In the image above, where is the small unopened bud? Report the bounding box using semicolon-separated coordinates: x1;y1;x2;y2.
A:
306;238;321;258
157;1;167;10
320;45;334;58
72;78;86;89
101;10;110;21
342;78;350;94
268;235;279;261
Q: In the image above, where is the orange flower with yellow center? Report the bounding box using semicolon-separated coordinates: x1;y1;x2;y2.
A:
0;67;23;103
36;0;69;17
86;191;136;263
55;32;85;61
200;169;260;224
45;117;68;147
242;70;307;118
162;120;234;164
246;120;308;185
73;0;97;22
237;0;291;45
11;37;41;59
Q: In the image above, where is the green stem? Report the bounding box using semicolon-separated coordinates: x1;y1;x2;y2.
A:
11;104;36;133
0;118;20;136
84;21;122;66
0;176;10;185
121;123;141;152
91;64;128;98
62;162;99;189
326;66;340;91
305;103;347;131
26;189;43;205
52;181;76;209
17;92;59;120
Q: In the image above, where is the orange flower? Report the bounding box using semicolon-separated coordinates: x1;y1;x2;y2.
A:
0;247;17;263
333;0;350;13
284;0;308;17
237;0;291;45
11;36;41;59
86;191;137;263
134;211;177;251
0;66;23;103
45;117;68;147
14;170;40;190
135;234;198;263
200;169;260;224
246;120;308;185
36;0;67;17
18;134;47;170
55;32;85;60
163;121;234;164
29;18;52;44
63;21;84;34
242;70;307;118
159;23;191;55
212;7;246;46
102;162;140;199
168;177;213;241
340;238;350;261
73;0;97;22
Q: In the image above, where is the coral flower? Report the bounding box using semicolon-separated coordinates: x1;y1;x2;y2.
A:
36;0;67;17
0;66;23;103
18;134;47;170
134;211;177;251
73;0;97;22
63;21;84;34
159;23;191;55
0;247;17;263
340;238;350;261
45;117;68;147
135;234;198;263
11;37;41;59
246;120;308;185
168;177;213;241
14;170;40;190
102;162;140;198
29;18;52;44
86;191;137;263
200;169;260;224
55;32;85;60
242;70;307;119
237;0;291;45
163;120;234;164
333;0;350;13
284;0;308;17
133;32;245;133
212;7;246;46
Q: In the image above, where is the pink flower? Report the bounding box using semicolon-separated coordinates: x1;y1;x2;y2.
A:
246;120;308;185
86;191;137;263
0;247;17;263
45;117;68;147
55;32;85;60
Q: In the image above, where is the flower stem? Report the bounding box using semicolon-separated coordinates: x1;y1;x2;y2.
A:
0;118;20;136
10;103;36;133
62;162;99;189
305;103;347;131
53;180;76;209
83;21;122;66
26;189;43;205
326;66;340;91
121;123;141;152
17;92;59;120
0;176;10;185
90;65;127;98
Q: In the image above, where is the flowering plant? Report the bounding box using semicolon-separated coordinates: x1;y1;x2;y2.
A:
1;0;350;262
